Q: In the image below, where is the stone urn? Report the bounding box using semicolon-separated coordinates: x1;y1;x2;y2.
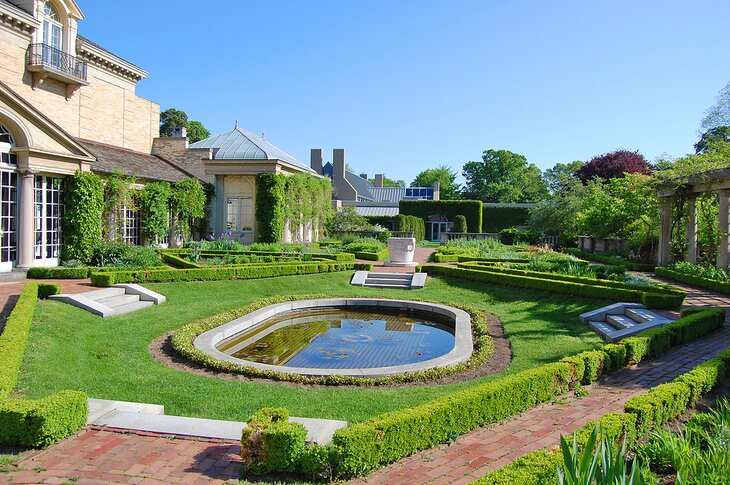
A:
385;237;418;267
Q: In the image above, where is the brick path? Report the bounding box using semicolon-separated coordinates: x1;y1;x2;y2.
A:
2;275;730;484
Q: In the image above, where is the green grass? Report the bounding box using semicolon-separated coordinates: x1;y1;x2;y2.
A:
16;272;604;424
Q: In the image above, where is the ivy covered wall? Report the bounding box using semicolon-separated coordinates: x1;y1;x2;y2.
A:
255;172;331;243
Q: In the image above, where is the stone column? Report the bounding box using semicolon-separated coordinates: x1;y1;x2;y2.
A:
717;190;730;269
17;170;36;269
657;196;673;266
685;195;698;263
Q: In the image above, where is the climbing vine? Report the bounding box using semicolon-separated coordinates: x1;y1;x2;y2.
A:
62;171;104;263
256;173;331;243
138;181;172;244
103;171;137;241
171;178;207;242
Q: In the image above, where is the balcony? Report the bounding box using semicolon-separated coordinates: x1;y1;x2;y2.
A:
25;43;89;99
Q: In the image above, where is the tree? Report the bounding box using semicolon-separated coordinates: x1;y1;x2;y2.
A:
368;176;405;188
411;165;461;200
695;126;730;154
543;160;584;194
700;81;730;132
529;175;588;242
159;108;188;137
159;108;210;142
187;120;211;143
461;149;548;203
576;150;652;183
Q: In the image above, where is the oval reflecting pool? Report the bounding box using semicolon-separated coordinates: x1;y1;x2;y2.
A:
216;309;455;369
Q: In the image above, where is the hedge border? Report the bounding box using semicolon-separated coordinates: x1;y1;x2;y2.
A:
170;295;495;386
90;262;368;287
655;266;730;295
564;248;656;272
0;282;88;448
27;265;168;279
478;347;730;484
420;264;685;309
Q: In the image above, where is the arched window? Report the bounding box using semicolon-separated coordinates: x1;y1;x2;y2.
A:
0;124;16;166
41;1;63;67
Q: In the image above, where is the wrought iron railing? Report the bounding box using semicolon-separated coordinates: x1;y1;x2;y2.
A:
26;43;87;82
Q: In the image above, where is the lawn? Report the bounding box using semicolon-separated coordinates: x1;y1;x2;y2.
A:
16;272;605;424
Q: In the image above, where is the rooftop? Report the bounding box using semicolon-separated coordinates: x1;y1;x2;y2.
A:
190;124;314;173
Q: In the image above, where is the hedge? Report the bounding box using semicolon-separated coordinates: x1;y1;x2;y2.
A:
0;282;88;447
255;173;287;243
331;362;573;476
27;265;168;279
655;266;730;295
563;248;656;272
479;348;730;484
431;254;530;264
399;200;482;233
482;206;530;233
167;248;356;262
239;306;723;478
0;391;88;447
161;251;201;268
348;248;389;261
420;264;685;309
395;214;425;241
90;262;362;286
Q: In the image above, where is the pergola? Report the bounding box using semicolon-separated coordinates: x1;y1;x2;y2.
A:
657;167;730;268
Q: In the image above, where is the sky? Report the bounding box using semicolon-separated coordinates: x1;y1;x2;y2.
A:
77;0;730;184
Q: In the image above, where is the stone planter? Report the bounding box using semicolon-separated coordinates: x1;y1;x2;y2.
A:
385;237;418;267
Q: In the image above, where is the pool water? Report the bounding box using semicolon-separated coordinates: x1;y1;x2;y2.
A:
217;309;455;369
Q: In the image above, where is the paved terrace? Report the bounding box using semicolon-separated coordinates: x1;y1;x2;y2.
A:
1;276;729;484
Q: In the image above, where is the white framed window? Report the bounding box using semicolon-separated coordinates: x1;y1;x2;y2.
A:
226;197;254;231
34;176;63;265
0;171;17;271
122;205;141;245
0;124;17;168
41;1;63;68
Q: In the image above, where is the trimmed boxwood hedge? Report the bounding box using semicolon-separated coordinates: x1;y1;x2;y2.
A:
563;248;656;272
27;265;168;279
421;264;685;309
239;307;724;478
655;266;730;294
478;348;730;484
161;251;201;268
90;262;364;286
0;282;88;448
400;200;483;233
348;248;389;261
482;206;530;233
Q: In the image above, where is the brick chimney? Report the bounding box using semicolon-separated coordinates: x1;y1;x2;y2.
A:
310;148;323;175
433;180;441;200
374;174;384;187
333;148;346;181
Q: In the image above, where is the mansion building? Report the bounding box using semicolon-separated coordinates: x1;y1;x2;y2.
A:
0;0;318;272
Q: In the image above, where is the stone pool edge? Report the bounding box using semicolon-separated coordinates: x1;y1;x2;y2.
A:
193;298;473;378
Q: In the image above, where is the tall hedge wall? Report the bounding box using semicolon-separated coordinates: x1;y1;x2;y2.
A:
395;214;425;241
482;206;531;233
255;173;287;243
399;200;482;233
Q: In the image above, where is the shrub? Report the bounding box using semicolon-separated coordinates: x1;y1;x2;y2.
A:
27;267;91;279
453;215;467;233
476;449;562;484
602;343;627;371
90;241;161;268
395;214;425;241
655;266;730;295
0;391;88;447
37;283;61;299
569;350;607;384
482;206;531;233
563;248;655;272
0;283;42;398
240;408;307;475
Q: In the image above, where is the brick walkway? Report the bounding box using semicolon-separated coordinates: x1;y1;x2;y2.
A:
2;275;730;484
0;279;94;331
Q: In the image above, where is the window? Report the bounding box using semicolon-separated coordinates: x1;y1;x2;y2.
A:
0;171;17;268
226;197;254;231
0;125;17;167
41;1;63;68
122;205;141;245
405;187;434;200
34;176;64;261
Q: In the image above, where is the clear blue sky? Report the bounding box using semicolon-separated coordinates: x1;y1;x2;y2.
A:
78;0;729;184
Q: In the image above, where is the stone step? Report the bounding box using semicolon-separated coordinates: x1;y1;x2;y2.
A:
363;283;412;289
95;294;140;308
111;300;155;315
82;287;127;300
365;277;412;285
625;307;667;324
605;314;639;330
588;320;617;341
603;318;672;342
580;302;644;325
367;273;413;279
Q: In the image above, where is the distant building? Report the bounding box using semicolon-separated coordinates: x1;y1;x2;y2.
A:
309;148;440;217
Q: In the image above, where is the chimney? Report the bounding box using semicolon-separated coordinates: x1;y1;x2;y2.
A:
375;174;384;188
433;180;441;200
171;126;187;138
310;148;323;175
359;173;368;180
333;148;346;181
